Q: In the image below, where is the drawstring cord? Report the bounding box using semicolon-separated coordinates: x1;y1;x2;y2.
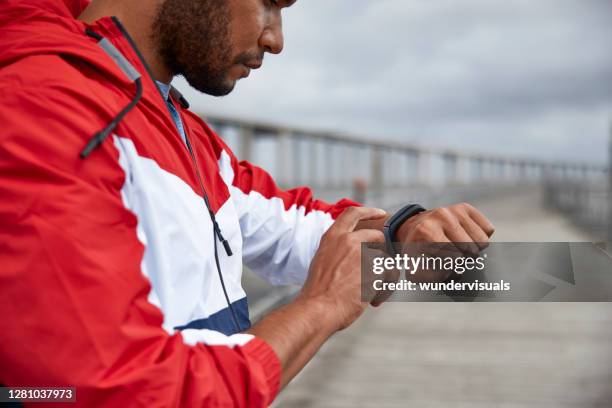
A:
80;28;143;159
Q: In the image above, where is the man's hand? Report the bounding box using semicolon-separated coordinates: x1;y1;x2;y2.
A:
355;202;495;283
298;206;387;330
393;202;495;282
396;202;495;253
248;206;387;389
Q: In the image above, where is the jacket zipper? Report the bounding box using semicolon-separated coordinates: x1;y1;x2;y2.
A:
111;17;232;256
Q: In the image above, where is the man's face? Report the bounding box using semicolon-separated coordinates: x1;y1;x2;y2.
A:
152;0;295;96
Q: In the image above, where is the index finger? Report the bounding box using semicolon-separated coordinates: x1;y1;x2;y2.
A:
328;206;387;235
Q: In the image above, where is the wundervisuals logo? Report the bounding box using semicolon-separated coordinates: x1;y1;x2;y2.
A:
361;242;612;302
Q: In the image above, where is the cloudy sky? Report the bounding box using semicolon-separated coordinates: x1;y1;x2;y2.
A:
175;0;612;165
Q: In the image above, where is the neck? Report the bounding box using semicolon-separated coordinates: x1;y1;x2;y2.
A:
78;0;173;83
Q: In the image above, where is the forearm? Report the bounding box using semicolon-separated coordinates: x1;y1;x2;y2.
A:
247;297;336;389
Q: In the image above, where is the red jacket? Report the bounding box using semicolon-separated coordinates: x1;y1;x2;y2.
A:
0;0;357;406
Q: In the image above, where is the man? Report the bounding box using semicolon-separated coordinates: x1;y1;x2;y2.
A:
0;0;495;406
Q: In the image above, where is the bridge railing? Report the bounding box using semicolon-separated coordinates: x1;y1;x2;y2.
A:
544;181;610;238
204;113;610;239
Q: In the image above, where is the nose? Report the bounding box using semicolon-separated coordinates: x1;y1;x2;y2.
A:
259;12;284;54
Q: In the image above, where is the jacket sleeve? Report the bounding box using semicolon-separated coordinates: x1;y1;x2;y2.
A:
216;143;361;286
0;86;280;407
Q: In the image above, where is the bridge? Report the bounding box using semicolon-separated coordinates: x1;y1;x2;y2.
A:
206;114;612;408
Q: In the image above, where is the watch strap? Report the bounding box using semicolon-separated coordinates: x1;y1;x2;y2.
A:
383;204;426;255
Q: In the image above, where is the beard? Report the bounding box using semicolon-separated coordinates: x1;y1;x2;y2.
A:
152;0;253;96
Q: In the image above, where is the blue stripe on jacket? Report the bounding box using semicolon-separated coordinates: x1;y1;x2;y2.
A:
175;297;251;336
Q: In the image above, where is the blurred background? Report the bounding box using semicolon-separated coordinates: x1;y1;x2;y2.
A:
177;0;612;406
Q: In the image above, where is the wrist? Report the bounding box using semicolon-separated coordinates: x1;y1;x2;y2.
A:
396;213;421;242
385;204;427;251
292;294;339;334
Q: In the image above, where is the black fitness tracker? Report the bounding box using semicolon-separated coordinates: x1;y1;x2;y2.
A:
383;204;426;255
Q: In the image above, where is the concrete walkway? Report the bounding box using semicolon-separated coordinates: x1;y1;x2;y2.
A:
474;187;597;242
276;303;612;408
273;188;612;408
